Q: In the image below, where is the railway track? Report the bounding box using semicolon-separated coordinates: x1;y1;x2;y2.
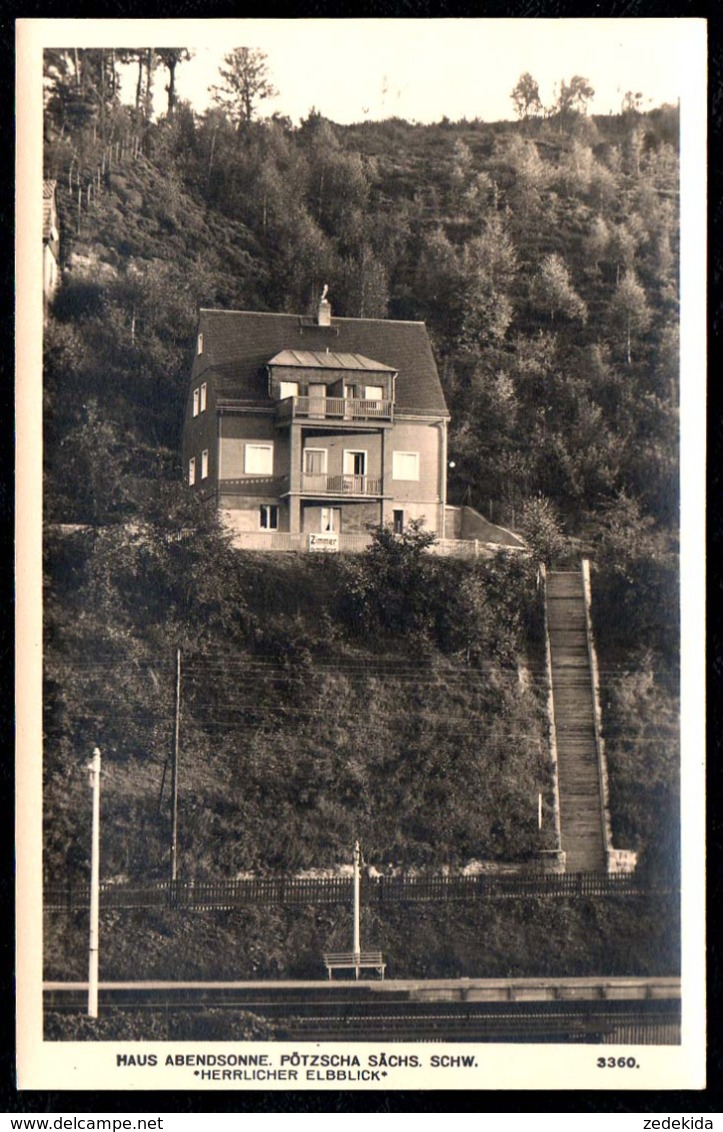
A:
44;977;681;1044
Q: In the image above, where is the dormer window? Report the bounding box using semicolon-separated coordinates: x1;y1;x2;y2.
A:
197;332;204;355
200;382;207;412
192;388;199;417
278;381;299;400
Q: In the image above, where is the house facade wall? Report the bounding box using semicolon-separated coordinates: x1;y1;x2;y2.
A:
218;414;282;481
183;353;218;491
382;417;445;533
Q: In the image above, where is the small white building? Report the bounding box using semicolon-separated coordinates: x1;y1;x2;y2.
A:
43;180;60;319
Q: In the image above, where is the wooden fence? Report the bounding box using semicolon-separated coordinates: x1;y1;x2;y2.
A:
44;870;669;912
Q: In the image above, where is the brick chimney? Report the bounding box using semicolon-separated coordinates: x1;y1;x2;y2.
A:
318;284;331;326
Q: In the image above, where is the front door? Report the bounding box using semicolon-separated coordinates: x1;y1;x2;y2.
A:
309;383;327;418
343;450;367;476
343;450;367;493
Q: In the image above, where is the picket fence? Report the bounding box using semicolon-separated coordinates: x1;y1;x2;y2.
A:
44;870;665;912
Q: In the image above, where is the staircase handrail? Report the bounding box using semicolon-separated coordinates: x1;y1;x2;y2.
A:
580;558;615;853
540;564;563;854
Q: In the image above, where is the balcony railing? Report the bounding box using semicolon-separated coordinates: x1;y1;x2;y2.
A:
301;473;383;496
277;396;393;423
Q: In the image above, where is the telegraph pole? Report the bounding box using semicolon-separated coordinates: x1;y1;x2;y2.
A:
352;840;361;979
170;648;181;883
87;747;101;1018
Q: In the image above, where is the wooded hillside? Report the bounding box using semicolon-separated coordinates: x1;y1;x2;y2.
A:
41;51;680;981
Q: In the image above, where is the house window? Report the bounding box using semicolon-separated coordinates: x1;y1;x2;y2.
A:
197;332;203;355
321;507;340;532
188;457;196;486
393;509;404;534
343;450;367;476
303;448;327;475
200;382;207;412
365;385;384;400
201;449;209;479
278;381;299;400
244;443;274;475
393;451;420;481
192;388;199;417
260;505;279;530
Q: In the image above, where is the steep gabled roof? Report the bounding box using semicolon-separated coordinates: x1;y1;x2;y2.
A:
197;309;449;416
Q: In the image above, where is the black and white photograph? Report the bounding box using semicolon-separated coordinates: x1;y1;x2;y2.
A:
16;17;706;1091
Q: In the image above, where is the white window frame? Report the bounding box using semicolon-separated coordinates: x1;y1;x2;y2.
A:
303;447;328;475
188;457;196;486
393;451;420;481
197;332;203;355
192;388;199;417
259;504;279;530
320;507;340;532
364;384;384;401
200;382;207;412
343;449;367;476
244;443;274;475
201;449;209;479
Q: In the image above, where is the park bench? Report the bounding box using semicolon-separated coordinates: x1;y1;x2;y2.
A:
323;951;386;980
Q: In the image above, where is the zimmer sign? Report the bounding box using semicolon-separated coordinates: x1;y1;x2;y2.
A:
308;532;339;553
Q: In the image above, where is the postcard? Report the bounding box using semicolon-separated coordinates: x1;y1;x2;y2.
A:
16;17;707;1093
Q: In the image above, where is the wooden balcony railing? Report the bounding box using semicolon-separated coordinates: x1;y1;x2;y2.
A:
301;473;383;496
277;396;393;423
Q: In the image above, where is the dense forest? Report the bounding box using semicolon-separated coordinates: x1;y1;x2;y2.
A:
41;49;680;986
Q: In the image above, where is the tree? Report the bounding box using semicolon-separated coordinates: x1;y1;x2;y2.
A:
116;48;157;121
560;75;595;115
493;135;547;221
511;73;542;122
530;254;587;325
458;219;518;347
584;215;611;273
552;75;595;132
342;519;438;639
609;270;652;365
156;49;195;116
518;497;568;566
210;48;277;129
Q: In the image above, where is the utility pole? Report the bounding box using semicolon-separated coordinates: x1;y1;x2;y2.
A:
87;747;101;1018
352;840;361;979
170;648;181;883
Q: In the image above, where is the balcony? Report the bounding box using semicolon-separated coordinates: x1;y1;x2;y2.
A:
276;395;393;425
301;473;383;497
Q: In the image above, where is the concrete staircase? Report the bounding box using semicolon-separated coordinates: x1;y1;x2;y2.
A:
546;570;606;873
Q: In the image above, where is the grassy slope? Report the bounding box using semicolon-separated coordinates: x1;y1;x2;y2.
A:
44;892;679;984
